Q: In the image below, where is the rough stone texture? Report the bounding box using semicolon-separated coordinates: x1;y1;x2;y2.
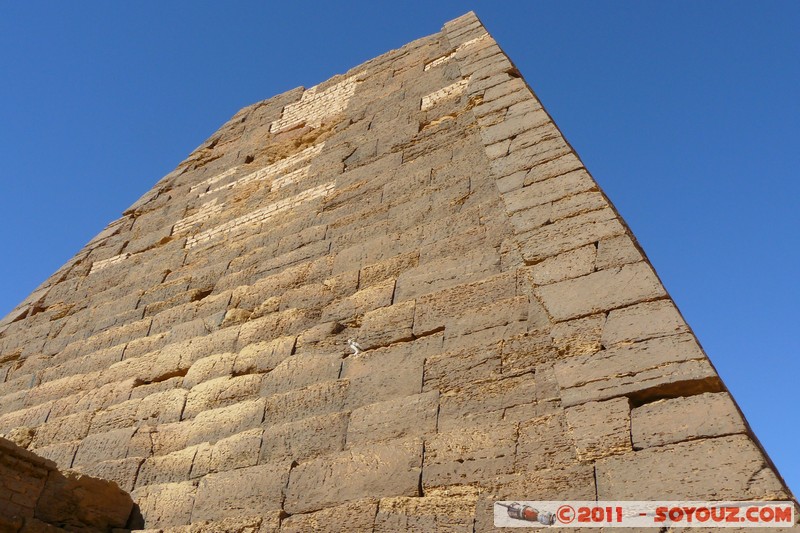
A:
0;10;793;532
631;392;747;449
0;437;134;531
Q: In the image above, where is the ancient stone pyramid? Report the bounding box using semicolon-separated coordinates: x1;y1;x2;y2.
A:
0;11;795;532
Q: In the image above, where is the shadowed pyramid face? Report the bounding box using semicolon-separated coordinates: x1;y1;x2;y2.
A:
0;11;794;532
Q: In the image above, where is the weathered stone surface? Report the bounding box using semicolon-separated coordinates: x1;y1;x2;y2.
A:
259;353;341;397
285;438;423;514
36;470;134;530
183;374;262;419
232;336;295;375
413;271;516;336
375;494;477;532
260;412;348;463
596;435;788;500
281;499;378;533
77;456;143;492
263;380;348;426
555;334;719;406
191;461;291;521
632;392;746;449
602;299;689;347
137;445;199;488
341;343;425;409
536;262;666;322
423;424;517;490
0;11;790;530
347;391;438;446
132;481;197;528
565;397;631;461
357;300;415;350
516;412;576;471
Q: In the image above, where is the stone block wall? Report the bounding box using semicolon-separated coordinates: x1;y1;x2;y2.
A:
0;11;795;532
0;436;133;532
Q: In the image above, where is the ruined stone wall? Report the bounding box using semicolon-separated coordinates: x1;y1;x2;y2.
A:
0;12;795;532
0;436;133;531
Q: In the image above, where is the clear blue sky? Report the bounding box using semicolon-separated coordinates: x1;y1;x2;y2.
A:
1;2;797;496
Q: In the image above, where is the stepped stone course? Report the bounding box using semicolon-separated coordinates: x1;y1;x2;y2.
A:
0;11;796;532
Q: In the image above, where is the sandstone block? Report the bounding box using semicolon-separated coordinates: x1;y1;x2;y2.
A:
549;314;604;358
394;248;500;302
281;499;378;533
423;424;517;490
236;309;319;349
413;271;516;336
555;334;718;406
502;170;596;215
357;300;415;350
186;398;266;447
72;427;136;468
536;262;666;322
320;278;395;325
136;445;199;488
191;461;290;522
518;245;596;286
437;373;536;431
183;352;236;389
516;412;576;471
375;494;476;532
29;441;79;470
132;481;197;528
260;412;348;463
74;456;143;492
183;374;262;419
347;391;438;446
263;380;349;426
423;341;502;393
191;428;262;478
596;234;643;269
519;207;625;263
360;252;419;288
284;438;423;514
602;300;690;347
565;397;631;461
631;392;746;449
341;344;423;409
232;336;295;375
500;331;557;374
596;435;787;500
30;411;94;449
442;295;529;349
259;353;341;397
